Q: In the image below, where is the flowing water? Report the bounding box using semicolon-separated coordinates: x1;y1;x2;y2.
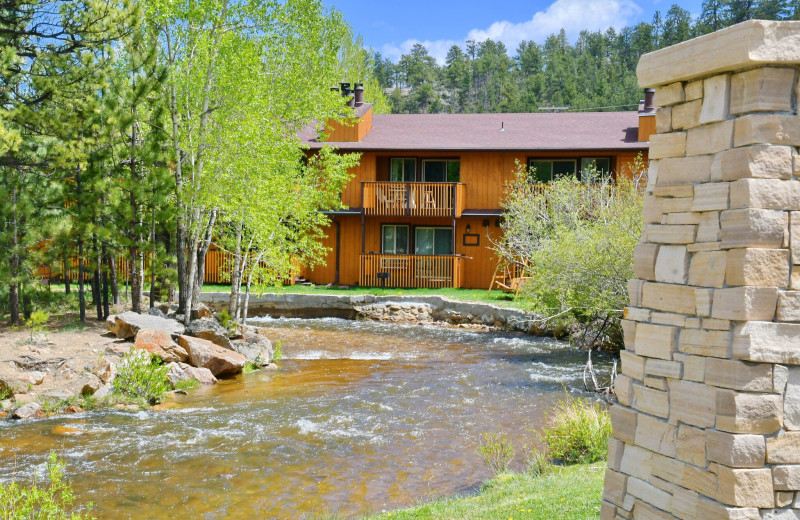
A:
0;317;612;519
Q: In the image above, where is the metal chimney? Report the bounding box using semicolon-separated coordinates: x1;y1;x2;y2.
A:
644;88;655;111
339;82;351;97
354;84;364;107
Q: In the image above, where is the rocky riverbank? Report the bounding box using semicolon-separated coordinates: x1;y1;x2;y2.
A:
0;305;274;421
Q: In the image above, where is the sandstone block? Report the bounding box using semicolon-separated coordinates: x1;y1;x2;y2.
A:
685;79;703;100
610;404;638;444
670;379;717;428
616;374;633;406
703;318;732;330
716;467;774;508
730;178;800;210
720;209;786;248
689;251;728;288
654;82;685;107
650;311;685;327
650;452;686;485
655;107;672;133
735;114;800;147
711;287;778;321
661;197;694;214
621;350;646;381
600;501;617;520
733;321;800;365
635;414;677;457
671;487;699;520
627;476;672;512
633;384;669;418
645;359;682;379
730;67;796;114
678;328;730;358
666;212;702;225
762;507;800;520
786;368;800;430
603;468;628;507
683;464;719;497
716;389;783;434
632;500;673;520
642;282;697;315
774;466;800;491
726;248;790;287
654;185;694;198
791;211;800;263
654;245;689;284
697;287;714;317
624;306;651;322
778;291;800;321
687;119;734;156
674;353;705;382
767;432;800;463
695;497;761;520
656;155;713;186
650;132;687;159
629;279;644;307
706;429;765;468
621;319;637;351
647;224;696;244
705;357;774;392
697;211;721;242
775;492;795;508
634;243;659;280
792;267;800;289
700;74;731;124
677;424;707;466
644;376;668;391
643;194;664;223
619;443;653;481
715;144;793;181
608;437;625;471
693;183;730;212
775;364;789;394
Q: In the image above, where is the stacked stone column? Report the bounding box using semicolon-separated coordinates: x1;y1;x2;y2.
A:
603;20;800;520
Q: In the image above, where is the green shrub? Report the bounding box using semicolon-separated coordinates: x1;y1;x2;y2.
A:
26;309;49;342
476;432;514;475
523;447;551;477
272;341;283;362
539;395;611;465
112;348;170;404
216;310;237;333
0;451;94;519
173;378;199;391
242;361;259;375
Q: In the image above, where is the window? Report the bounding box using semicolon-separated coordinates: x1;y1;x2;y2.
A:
422;160;460;182
415;227;453;255
528;159;576;183
528;157;612;183
381;225;409;254
580;158;611;182
390;158;416;182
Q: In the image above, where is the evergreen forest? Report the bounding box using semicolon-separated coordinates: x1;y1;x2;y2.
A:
373;0;800;114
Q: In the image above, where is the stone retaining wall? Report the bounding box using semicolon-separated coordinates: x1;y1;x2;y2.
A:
198;292;543;332
603;20;800;520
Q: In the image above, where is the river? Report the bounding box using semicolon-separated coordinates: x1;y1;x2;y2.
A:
0;317;612;519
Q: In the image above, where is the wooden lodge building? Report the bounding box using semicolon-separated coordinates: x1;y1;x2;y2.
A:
297;86;654;290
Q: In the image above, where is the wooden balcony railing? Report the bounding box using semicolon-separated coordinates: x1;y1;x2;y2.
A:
360;254;464;288
362;182;465;217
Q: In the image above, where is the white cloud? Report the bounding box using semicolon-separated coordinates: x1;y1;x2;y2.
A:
382;0;643;63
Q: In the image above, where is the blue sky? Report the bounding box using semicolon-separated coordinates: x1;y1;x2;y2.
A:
326;0;704;62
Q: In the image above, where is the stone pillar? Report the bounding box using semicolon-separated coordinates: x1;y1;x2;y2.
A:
603;20;800;520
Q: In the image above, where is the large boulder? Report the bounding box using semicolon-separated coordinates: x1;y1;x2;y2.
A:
191;303;213;320
12;402;45;420
185;318;232;349
92;358;117;384
134;330;189;363
147;307;168;319
230;332;272;366
107;311;185;339
177;335;246;377
165;362;217;386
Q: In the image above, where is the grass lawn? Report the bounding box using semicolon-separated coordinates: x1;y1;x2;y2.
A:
358;463;604;520
200;284;536;310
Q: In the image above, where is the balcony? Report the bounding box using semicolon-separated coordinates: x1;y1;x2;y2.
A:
362;182;465;217
360;254;464;288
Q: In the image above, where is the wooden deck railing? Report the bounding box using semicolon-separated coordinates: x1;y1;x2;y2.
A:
362;182;465;217
360;254;464;288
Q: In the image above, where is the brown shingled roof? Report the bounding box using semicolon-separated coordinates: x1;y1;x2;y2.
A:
301;111;647;151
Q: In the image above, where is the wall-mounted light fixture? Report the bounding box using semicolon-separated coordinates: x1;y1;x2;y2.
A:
465;224;471;233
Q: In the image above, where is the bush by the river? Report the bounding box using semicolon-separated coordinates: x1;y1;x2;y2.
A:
0;452;94;519
112;348;170;404
539;395;612;465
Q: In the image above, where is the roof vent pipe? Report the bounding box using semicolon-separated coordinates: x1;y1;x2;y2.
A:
339;82;351;97
354;84;364;107
644;88;655;111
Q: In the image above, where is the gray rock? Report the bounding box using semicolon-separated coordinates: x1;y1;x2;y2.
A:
43;389;74;401
176;335;246;377
17;371;45;386
79;374;103;396
1;399;13;412
12;402;44;420
108;311;185;339
185;318;232;349
165;362;217;386
230;332;272;365
147;307;168;319
92;358;116;384
93;384;112;399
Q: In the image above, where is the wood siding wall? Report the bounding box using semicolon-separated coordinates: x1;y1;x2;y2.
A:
324;107;373;143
